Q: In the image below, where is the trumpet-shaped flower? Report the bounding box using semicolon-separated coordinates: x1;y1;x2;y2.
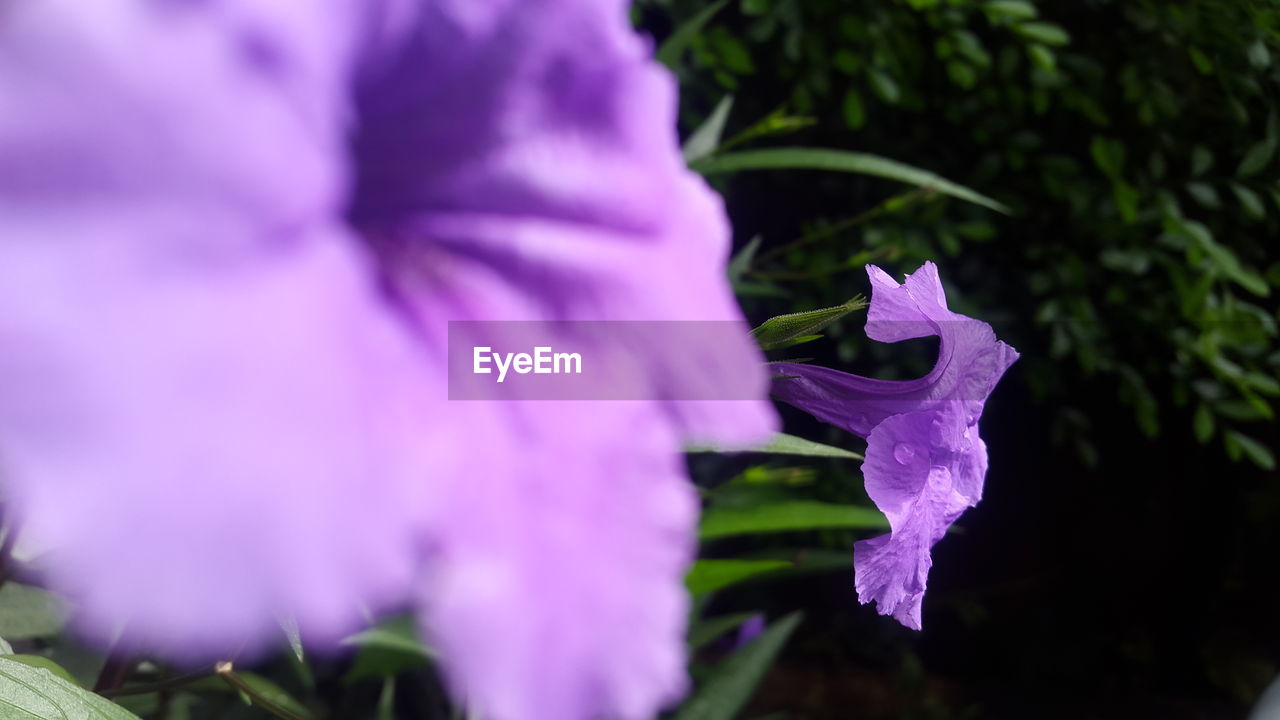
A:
770;263;1018;629
0;2;775;720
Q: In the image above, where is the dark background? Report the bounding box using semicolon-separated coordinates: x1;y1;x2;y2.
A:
648;0;1280;717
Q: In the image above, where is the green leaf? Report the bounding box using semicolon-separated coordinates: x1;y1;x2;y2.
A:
1193;404;1215;443
1247;40;1271;69
0;583;66;640
984;0;1037;21
868;69;900;104
1026;43;1056;73
1014;22;1070;46
700;501;887;540
1225;431;1276;470
1174;219;1269;297
758;434;861;459
0;655;143;719
657;0;730;69
1237;138;1276;178
0;655;80;686
684;95;735;163
690;147;1009;213
1090;136;1125;178
1186;182;1221;209
1191;145;1214;176
672;613;802;720
761;334;823;350
717;111;817;153
728;235;762;284
686;560;791;596
688;613;760;650
1189;46;1214;75
686;433;862;460
1231;183;1266;220
749;297;865;350
341;615;435;685
841;88;865;130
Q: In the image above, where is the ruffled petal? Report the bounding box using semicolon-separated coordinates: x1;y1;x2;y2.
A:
769;263;1017;629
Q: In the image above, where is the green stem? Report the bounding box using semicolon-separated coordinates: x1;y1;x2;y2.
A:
754;187;936;266
99;670;214;698
216;662;309;720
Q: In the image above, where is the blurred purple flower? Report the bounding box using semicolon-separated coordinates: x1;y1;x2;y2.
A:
0;2;774;719
734;614;766;648
769;263;1018;629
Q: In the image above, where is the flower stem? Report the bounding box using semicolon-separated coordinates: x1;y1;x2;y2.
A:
216;661;309;720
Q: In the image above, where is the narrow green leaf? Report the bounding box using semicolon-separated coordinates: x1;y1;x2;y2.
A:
657;0;730;69
728;235;762;283
340;616;432;658
984;1;1037;21
686;433;862;460
690;148;1009;213
1237;138;1276;178
1191;145;1214;176
841;88;865;130
762;334;823;350
1090;136;1125;178
717;112;817;153
758;434;861;459
868;69;900;104
1247;40;1271;69
341;615;435;685
700;501;887;540
1193;404;1214;443
750;297;865;350
0;655;144;719
686;560;791;596
688;613;760;650
1014;22;1070;46
1189;46;1214;75
1026;43;1056;72
1226;431;1277;470
1175;219;1269;296
377;678;396;720
1187;182;1221;209
684;95;735;163
672;613;803;720
1231;183;1266;220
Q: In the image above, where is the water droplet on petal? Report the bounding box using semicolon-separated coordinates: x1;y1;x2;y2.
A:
893;443;916;464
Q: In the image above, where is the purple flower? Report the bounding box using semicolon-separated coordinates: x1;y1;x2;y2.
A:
0;2;775;719
769;263;1018;629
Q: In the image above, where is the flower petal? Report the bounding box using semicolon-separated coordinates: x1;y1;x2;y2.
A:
769;263;1018;629
420;401;697;720
0;0;431;656
344;2;776;717
351;0;775;444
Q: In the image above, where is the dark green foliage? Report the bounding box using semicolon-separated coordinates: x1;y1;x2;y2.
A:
651;0;1280;468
